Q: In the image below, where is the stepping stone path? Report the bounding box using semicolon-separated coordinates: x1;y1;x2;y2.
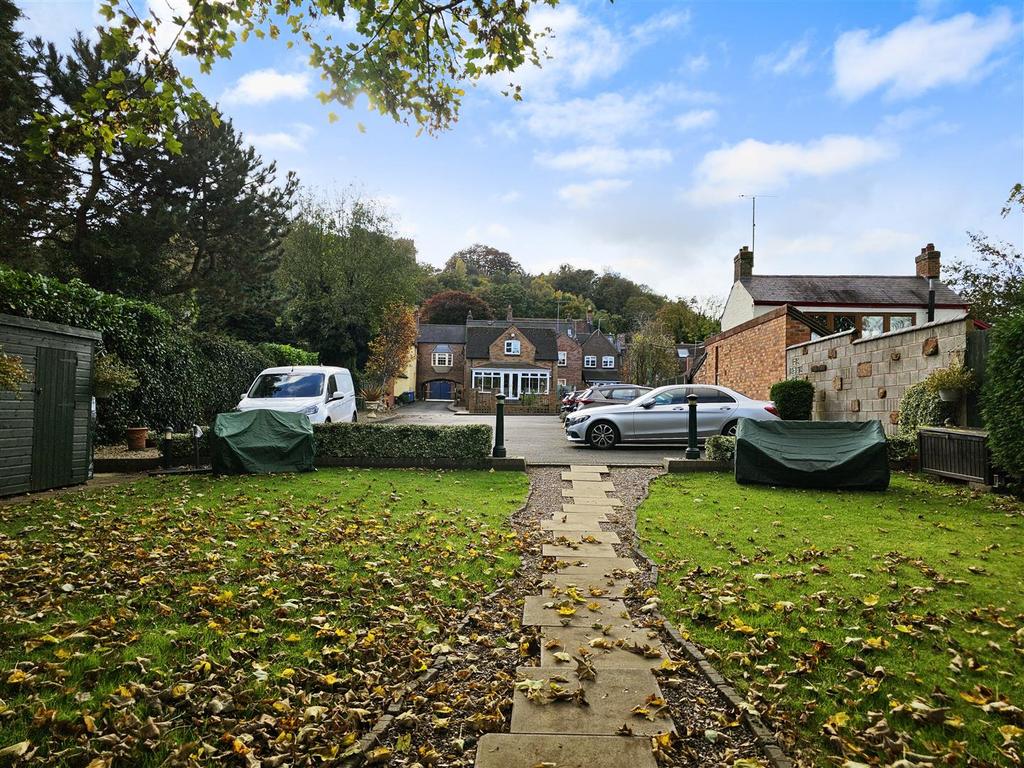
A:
476;466;671;768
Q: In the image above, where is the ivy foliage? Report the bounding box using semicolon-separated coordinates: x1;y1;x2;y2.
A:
0;267;316;440
705;435;735;463
897;382;949;438
982;311;1024;479
769;379;815;420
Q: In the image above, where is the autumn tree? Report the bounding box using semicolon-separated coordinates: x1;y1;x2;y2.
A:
420;290;492;324
443;244;525;281
656;297;722;343
624;320;677;387
365;303;418;396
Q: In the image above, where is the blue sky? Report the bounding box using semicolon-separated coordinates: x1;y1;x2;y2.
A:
15;0;1023;300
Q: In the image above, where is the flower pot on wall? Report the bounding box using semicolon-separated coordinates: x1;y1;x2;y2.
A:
938;388;962;402
126;427;148;451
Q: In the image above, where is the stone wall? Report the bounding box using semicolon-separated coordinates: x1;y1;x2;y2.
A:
785;315;970;434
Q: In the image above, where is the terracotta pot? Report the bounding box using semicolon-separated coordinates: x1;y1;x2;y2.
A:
126;427;148;451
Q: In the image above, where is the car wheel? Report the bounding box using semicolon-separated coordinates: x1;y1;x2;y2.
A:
587;421;618;449
722;420;738;437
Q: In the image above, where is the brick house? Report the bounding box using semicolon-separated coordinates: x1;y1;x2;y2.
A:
580;330;623;386
415;323;466;401
464;323;560;412
693;243;969;400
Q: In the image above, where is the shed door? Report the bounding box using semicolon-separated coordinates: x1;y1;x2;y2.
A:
31;347;77;491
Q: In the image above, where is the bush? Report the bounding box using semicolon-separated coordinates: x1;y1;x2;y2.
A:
897;382;949;438
886;434;917;465
705;435;735;463
0;267;316;440
769;379;814;420
924;361;976;394
983;312;1024;479
314;423;492;461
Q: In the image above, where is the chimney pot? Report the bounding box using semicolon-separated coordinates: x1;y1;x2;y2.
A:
915;243;941;279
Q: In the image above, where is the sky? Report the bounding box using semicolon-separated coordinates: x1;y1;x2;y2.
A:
14;0;1024;302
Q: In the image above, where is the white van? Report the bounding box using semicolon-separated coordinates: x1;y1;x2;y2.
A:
236;366;357;424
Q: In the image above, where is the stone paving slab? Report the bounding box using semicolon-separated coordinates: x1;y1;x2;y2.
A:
562;495;623;506
550;530;622;544
541;516;609;530
539;573;634;599
561;471;610;481
540;626;667;669
522;595;632;627
561;504;620;515
551;510;611;522
570;465;610;473
475;733;657;768
563;482;616;494
510;666;674;736
542;541;618;559
551;557;640;575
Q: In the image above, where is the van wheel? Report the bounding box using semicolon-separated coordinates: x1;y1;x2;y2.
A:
587;421;618;449
324;417;332;424
352;412;358;423
722;420;738;436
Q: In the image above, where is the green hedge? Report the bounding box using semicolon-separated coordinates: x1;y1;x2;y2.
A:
0;267;317;441
769;379;814;420
897;382;949;439
983;312;1024;479
705;435;735;463
314;423;493;460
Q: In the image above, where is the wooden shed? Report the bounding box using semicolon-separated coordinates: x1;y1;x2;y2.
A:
0;313;100;496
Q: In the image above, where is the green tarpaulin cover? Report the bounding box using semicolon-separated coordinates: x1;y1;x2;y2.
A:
735;419;890;491
211;410;315;475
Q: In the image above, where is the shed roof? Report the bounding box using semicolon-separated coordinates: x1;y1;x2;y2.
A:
0;312;102;341
740;275;967;307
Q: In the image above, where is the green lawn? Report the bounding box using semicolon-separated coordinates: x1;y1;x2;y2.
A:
0;469;528;765
637;472;1024;768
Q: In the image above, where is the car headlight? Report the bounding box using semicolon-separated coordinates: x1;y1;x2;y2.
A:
568;414;591;425
299;404;320;415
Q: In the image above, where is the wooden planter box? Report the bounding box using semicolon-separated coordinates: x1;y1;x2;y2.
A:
918;427;993;485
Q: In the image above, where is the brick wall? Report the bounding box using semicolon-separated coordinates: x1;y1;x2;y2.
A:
415;342;466;399
694;307;813;400
786;316;970;435
487;327;537;363
557;333;583;390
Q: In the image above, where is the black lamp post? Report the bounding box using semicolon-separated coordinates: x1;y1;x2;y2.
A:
492;394;507;458
685;393;700;459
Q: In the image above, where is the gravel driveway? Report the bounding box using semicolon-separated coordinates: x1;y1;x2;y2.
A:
382;401;698;466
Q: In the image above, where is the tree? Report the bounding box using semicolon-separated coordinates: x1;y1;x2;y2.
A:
33;0;558;158
982;310;1024;480
551;264;597;297
420;290;492;324
443;244;525;281
656;297;722;343
365;303;418;395
623;320;677;387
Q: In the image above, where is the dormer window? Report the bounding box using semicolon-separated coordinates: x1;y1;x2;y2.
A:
505;339;521;355
584;355;597;368
602;355;615;369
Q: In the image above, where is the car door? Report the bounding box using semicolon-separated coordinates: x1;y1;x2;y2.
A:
324;374;342;421
630;386;689;441
689;386;738;437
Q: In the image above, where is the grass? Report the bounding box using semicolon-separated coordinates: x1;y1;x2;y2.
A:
636;472;1024;768
0;468;528;765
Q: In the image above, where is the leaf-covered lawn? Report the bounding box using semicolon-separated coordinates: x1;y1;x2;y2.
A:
0;468;528;766
636;472;1024;767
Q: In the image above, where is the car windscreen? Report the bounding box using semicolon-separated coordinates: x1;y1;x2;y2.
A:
248;373;324;398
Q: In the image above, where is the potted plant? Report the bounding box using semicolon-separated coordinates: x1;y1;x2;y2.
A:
93;353;146;449
359;383;385;418
924;361;976;403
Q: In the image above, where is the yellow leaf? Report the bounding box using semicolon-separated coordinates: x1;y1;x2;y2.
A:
6;670;28;684
861;594;879;607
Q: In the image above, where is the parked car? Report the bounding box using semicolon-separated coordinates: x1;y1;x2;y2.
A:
237;366;357;424
575;384;653;411
564;384;779;449
560;390;584;415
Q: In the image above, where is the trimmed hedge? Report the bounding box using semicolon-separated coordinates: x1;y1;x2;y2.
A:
315;423;493;460
0;267;316;441
705;435;735;463
983;311;1024;479
769;379;814;420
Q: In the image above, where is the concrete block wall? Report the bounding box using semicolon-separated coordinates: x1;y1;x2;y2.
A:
786;316;970;434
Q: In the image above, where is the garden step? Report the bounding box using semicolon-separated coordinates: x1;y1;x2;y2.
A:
539;572;634;599
562;501;619;512
541;515;609;530
561;471;610;481
564;482;617;493
540;626;667;669
561;496;624;506
548;556;639;574
475;734;657;768
570;465;610;474
542;541;618;559
510;666;673;736
522;595;632;627
550;530;621;544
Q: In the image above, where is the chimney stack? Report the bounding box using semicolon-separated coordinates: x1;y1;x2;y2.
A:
506;304;513;321
916;243;941;279
586;308;594;329
734;246;754;282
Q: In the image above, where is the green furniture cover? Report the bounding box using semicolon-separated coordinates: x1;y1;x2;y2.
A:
735;419;890;491
211;410;315;474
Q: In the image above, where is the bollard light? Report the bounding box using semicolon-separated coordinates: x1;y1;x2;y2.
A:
161;425;174;469
685;393;700;460
492;394;507;458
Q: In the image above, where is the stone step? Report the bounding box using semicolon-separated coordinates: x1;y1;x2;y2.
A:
564;482;616;493
475;733;657;768
570;465;610;474
561;471;609;481
540;626;667;669
510;666;674;736
540;572;634;599
523;595;631;627
549;556;639;575
562;497;623;507
549;530;621;544
542;541;618;559
542;516;609;530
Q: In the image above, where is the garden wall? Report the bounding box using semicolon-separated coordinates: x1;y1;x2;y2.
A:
785;314;971;435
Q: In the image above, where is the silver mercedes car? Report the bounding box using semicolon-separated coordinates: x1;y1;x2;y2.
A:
564;384;779;449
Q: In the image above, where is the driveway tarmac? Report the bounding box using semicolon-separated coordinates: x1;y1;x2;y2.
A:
383;401;697;466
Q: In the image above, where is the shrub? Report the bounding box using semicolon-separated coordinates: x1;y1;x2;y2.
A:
924;361;976;394
0;344;29;395
705;435;735;463
897;382;949;438
314;423;492;461
769;379;814;420
983;312;1024;479
93;353;139;398
886;434;917;465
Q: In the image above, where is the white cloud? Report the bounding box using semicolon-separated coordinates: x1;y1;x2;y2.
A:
223;69;311;105
755;38;812;75
558;178;632;207
248;123;315;153
629;9;690;45
688;134;893;204
684;54;710;74
536;145;672;175
498;190;522;203
833;9;1017;101
674;108;718;131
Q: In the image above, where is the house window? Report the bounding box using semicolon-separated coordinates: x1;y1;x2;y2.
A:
861;315;884;338
472;371;502;392
431;352;453;367
834;315;856;332
504;339;521;355
558;350;567;367
520;371;550;394
889;315;915;332
584;355;597;368
602;355;615;369
557;378;567;388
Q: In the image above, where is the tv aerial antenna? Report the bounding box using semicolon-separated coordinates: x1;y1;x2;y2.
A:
738;194;777;253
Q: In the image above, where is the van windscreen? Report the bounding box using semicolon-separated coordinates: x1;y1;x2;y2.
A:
249;373;324;398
